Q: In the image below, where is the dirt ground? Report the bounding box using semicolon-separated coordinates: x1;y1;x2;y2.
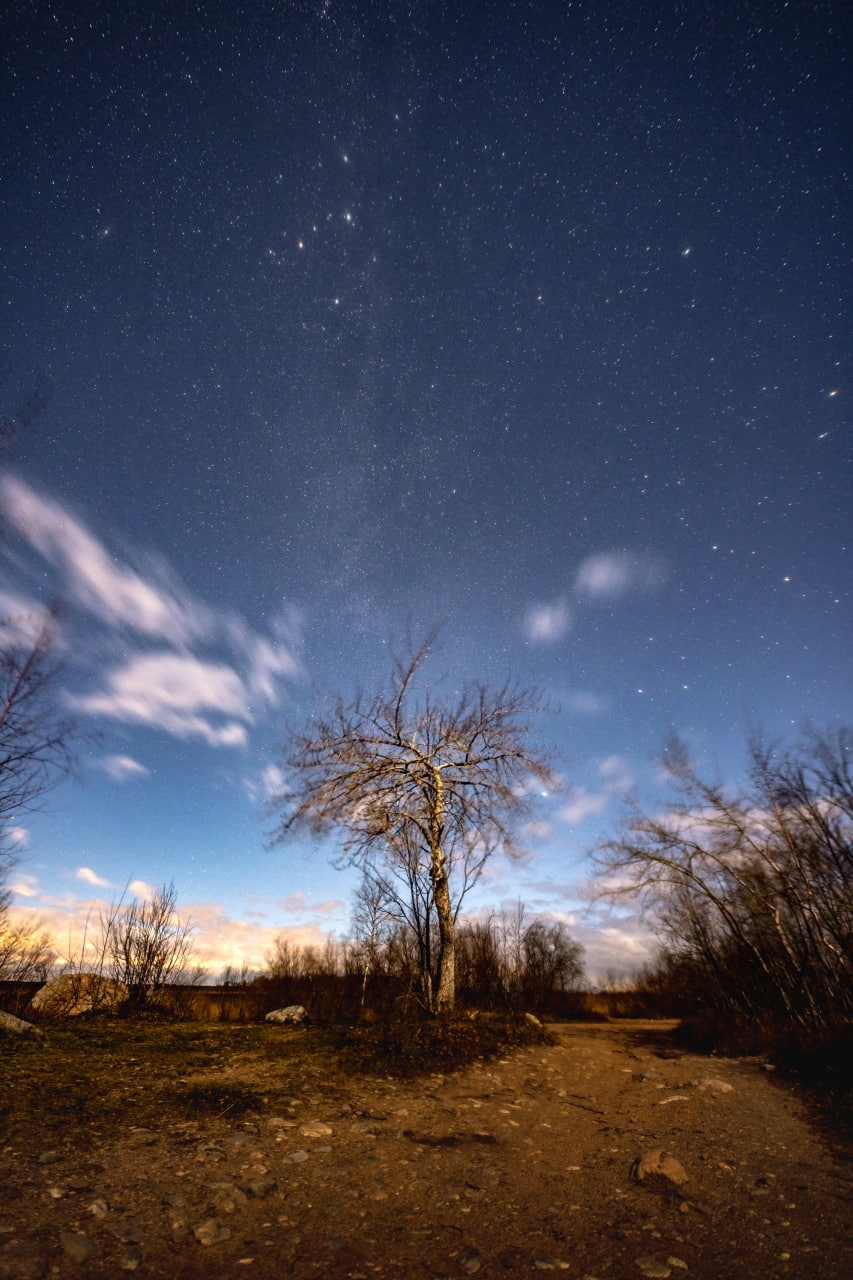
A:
2;1018;851;1279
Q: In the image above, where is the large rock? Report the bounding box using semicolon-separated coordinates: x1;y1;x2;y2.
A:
265;1004;308;1025
0;1009;43;1037
30;974;129;1017
630;1149;689;1186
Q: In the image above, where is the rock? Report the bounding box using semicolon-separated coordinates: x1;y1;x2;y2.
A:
38;1150;63;1165
300;1121;332;1138
265;1005;308;1024
693;1077;734;1093
31;974;128;1017
244;1178;277;1197
193;1218;232;1246
667;1260;688;1271
458;1250;482;1273
88;1199;108;1219
524;1012;543;1027
0;1010;43;1037
285;1150;309;1164
60;1231;98;1264
630;1150;689;1186
635;1258;672;1278
210;1182;249;1213
120;1246;143;1270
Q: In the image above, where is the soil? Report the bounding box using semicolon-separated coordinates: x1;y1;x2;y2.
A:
2;1018;851;1279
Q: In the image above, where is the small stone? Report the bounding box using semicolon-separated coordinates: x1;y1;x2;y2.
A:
300;1121;333;1138
226;1132;255;1147
694;1077;734;1093
211;1183;249;1213
194;1218;232;1246
285;1150;309;1164
38;1151;63;1166
48;1186;66;1199
635;1258;672;1278
667;1260;688;1271
88;1199;108;1218
196;1144;227;1163
267;1116;296;1129
631;1150;689;1186
458;1251;482;1274
60;1231;98;1264
120;1246;143;1270
129;1128;158;1146
244;1178;276;1198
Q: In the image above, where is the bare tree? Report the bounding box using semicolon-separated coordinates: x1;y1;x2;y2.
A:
0;609;76;977
270;639;555;1013
594;728;853;1030
1;610;75;851
349;871;396;1009
100;882;198;1014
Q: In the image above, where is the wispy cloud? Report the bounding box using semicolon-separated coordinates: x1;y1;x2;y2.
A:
76;867;113;888
524;597;572;645
1;474;211;645
278;892;346;919
129;879;155;899
574;551;666;601
7;825;30;848
96;754;150;782
68;652;252;747
559;789;609;826
597;754;635;795
1;474;303;749
9;873;38;897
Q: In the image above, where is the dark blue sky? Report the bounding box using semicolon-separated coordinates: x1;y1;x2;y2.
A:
2;0;849;975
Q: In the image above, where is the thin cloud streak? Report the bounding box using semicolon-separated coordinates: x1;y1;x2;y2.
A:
1;474;211;645
1;473;303;749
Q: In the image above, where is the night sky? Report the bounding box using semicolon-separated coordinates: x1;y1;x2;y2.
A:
2;0;849;977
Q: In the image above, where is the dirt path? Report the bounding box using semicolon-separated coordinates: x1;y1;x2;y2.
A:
4;1020;852;1278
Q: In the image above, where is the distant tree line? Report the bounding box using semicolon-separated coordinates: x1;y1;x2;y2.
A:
255;901;586;1020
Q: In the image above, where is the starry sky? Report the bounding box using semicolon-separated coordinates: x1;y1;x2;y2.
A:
2;0;849;978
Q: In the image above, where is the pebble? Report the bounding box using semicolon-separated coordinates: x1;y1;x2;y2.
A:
300;1121;333;1138
88;1198;109;1218
694;1077;734;1094
129;1128;158;1146
120;1245;143;1270
244;1178;277;1198
194;1217;232;1246
635;1258;672;1278
285;1150;309;1164
211;1182;249;1213
457;1250;482;1273
60;1232;98;1264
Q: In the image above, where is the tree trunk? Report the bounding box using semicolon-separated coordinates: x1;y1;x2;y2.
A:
428;764;455;1014
433;867;456;1014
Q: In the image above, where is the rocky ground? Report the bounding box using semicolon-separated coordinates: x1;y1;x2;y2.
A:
2;1019;851;1278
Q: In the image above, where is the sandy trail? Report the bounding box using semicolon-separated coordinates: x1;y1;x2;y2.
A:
5;1019;852;1278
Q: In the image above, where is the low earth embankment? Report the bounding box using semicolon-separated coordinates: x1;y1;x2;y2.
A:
1;1018;851;1278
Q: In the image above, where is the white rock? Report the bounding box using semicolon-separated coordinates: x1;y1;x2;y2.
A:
0;1009;43;1037
265;1005;308;1024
